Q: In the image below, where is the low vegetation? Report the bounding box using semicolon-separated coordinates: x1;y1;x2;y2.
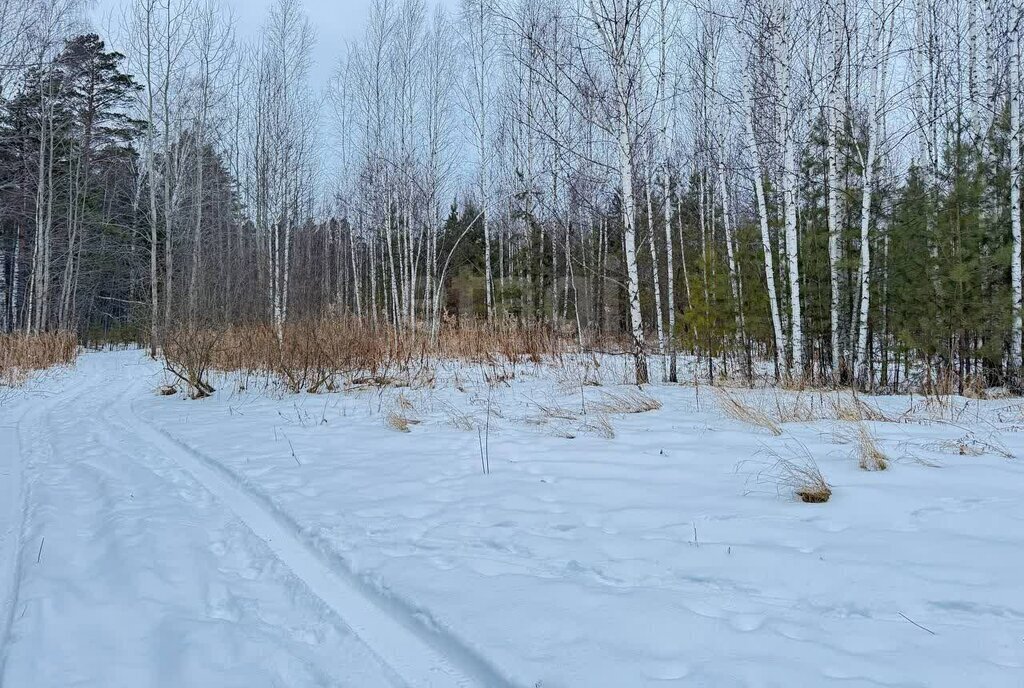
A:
0;332;78;387
714;388;783;436
160;319;618;399
760;441;833;504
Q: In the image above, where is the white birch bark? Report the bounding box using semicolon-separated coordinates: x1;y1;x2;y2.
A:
827;0;844;380
854;0;892;389
745;85;787;373
780;1;804;376
1011;4;1022;376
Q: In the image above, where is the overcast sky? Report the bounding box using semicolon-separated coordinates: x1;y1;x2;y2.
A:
89;0;456;91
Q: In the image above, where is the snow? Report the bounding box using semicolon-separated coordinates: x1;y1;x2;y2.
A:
3;350;1024;687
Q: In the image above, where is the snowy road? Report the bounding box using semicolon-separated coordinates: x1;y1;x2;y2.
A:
0;355;488;688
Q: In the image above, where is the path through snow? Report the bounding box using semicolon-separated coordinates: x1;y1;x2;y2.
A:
0;353;485;687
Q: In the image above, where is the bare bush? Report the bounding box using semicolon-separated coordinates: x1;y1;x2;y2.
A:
161;318;601;396
163;327;220;398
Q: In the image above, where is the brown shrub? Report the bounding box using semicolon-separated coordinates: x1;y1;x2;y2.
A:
163;317;595;396
163;326;220;398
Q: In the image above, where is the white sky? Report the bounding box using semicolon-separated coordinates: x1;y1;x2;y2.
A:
89;0;457;91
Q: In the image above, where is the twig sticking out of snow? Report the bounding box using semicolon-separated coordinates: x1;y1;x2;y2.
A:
898;611;936;635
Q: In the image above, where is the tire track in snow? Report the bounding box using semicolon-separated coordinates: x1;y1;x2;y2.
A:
6;361;405;687
121;389;511;688
0;403;33;682
0;383;83;682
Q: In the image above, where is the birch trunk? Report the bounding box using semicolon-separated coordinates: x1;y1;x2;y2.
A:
1011;8;1022;378
855;0;890;389
746;99;787;373
646;180;666;379
827;0;844;381
780;11;803;376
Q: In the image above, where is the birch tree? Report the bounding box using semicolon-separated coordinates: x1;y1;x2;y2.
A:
585;0;651;384
853;0;895;389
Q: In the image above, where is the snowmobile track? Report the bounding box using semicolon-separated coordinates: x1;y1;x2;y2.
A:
123;394;508;688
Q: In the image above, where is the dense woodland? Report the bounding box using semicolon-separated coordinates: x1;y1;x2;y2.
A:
0;0;1022;391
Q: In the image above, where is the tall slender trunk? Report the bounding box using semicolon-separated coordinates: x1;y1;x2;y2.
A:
646;180;666;379
855;0;889;389
1010;9;1022;379
663;168;677;381
617;85;648;384
746;99;787;374
717;159;743;338
827;0;844;381
780;20;804;376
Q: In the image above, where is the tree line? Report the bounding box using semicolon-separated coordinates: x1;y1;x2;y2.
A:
0;0;1021;391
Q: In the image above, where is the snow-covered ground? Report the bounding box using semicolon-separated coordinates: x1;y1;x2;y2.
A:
2;350;1023;687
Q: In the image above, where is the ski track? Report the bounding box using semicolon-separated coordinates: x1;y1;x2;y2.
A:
0;388;59;679
117;369;503;688
0;366;89;681
0;355;484;687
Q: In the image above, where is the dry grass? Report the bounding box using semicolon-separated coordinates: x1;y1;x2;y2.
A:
0;331;78;386
385;410;420;433
925;431;1014;459
832;421;889;470
770;391;819;423
715;388;782;436
529;398;579;422
760;440;833;503
580;413;616;439
597;388;662;414
162;318;596;397
854;424;889;471
828;392;892;422
446;411;478;431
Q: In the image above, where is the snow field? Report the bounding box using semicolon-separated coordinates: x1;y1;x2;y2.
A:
137;351;1024;687
2;350;1023;687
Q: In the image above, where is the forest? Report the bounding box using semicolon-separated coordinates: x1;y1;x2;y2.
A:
0;0;1022;393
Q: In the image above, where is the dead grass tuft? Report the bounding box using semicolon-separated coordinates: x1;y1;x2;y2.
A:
925;431;1014;459
385;410;420;433
715;388;782;435
580;413;616;439
770;391;818;423
597;388;662;414
759;440;833;503
828;393;892;422
854;424;889;471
